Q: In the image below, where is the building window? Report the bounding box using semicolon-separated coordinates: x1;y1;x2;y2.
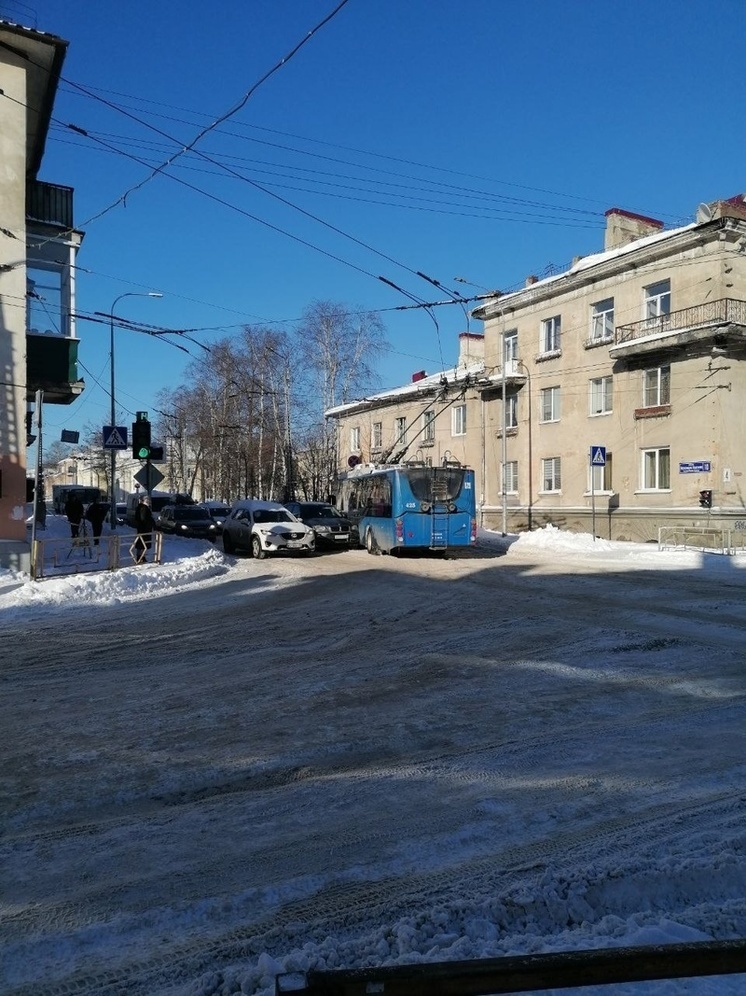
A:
590;452;613;492
644;279;671;318
372;421;382;449
422;410;435;441
350;426;360;452
504;329;518;362
541;457;561;492
540;386;560;422
642;365;670;407
452;404;466;436
590;298;614;342
540;315;561;354
394;417;407;446
642;447;671;490
503;460;518;494
506;394;518;429
589;376;613;415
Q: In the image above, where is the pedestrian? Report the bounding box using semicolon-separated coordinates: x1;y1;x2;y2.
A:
64;492;84;538
85;495;107;546
134;495;154;564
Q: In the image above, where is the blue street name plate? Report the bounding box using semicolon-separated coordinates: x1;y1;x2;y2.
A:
679;461;711;474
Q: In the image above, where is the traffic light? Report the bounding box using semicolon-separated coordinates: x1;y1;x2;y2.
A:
698;489;713;509
148;446;164;461
131;417;151;459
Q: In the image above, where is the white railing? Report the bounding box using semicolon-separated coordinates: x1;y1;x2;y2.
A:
658;525;746;555
30;531;163;580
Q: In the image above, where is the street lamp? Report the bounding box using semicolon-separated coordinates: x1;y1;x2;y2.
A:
108;291;162;528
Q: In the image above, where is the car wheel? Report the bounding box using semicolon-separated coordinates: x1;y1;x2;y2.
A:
223;530;235;554
251;534;266;559
365;528;379;555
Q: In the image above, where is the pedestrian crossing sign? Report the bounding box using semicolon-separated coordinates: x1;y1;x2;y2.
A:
590;445;606;466
103;425;128;449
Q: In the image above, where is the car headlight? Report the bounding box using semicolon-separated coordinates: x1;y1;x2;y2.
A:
179;524;188;530
315;524;329;533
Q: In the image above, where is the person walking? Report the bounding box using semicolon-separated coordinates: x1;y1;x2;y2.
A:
134;495;154;564
64;492;84;538
85;495;107;546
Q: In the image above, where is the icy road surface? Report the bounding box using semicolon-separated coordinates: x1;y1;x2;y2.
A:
2;537;746;995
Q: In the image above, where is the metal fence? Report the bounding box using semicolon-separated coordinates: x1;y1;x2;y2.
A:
30;530;163;580
658;525;746;555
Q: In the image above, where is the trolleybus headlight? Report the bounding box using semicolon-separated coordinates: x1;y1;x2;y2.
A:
420;502;431;513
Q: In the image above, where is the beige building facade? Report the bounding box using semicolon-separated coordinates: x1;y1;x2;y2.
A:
476;197;746;540
329;196;746;542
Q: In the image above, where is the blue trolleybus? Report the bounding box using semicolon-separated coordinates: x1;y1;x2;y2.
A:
337;463;477;555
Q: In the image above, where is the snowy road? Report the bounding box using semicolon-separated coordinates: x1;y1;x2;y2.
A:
2;540;746;995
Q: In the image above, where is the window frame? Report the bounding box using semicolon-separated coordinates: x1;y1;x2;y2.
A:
641;446;671;491
642;365;671;407
588;452;613;493
350;426;360;452
541;456;561;493
505;393;518;429
540;315;561;354
394;416;407;447
452;404;467;436
540;385;561;423
371;421;382;450
590;298;614;342
502;460;518;494
589;376;613;416
422;410;436;441
644;279;671;319
504;329;518;362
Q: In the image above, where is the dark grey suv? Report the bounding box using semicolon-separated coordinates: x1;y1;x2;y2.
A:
283;501;356;549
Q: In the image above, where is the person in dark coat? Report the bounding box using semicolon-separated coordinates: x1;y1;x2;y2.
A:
64;493;84;538
134;495;154;564
85;496;107;546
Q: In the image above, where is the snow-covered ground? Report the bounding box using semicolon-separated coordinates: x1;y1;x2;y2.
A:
1;518;745;995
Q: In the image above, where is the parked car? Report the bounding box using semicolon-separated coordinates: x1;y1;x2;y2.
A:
155;504;218;541
283;500;356;548
222;500;315;558
198;501;232;532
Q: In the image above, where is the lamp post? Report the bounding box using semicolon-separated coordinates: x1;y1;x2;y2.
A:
108;291;162;528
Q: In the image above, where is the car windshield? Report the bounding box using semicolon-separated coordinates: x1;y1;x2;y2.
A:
300;504;341;518
206;506;230;516
254;509;293;524
174;508;211;521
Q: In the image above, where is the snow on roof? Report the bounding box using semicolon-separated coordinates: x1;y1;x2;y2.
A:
325;360;486;417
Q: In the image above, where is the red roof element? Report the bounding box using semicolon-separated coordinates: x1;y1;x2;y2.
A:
411;370;427;382
604;207;663;229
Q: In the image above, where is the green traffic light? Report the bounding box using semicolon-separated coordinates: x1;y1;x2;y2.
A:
137;447;150;459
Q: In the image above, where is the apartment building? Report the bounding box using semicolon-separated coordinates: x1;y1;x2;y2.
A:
473;196;746;541
326;332;488;495
0;18;85;568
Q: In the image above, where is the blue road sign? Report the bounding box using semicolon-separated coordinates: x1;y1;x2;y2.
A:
103;425;128;449
679;461;712;474
591;446;606;466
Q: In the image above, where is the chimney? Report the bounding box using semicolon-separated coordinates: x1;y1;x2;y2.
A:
525;275;538;287
457;331;485;366
411;370;427;382
604;208;664;250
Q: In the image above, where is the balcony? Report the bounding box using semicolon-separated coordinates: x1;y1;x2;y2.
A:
611;298;746;359
27;334;84;404
26;180;74;229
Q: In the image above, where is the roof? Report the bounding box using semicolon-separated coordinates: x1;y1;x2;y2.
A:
231;499;288;511
325;360;486;418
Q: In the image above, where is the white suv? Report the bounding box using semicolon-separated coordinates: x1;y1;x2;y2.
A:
222;500;315;558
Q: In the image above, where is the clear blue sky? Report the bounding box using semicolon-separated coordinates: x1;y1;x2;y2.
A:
25;0;746;444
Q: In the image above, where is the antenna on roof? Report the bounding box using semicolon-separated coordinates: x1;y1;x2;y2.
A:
696;202;713;224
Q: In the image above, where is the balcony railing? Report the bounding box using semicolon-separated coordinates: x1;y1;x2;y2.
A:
615;298;746;345
26;180;74;229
